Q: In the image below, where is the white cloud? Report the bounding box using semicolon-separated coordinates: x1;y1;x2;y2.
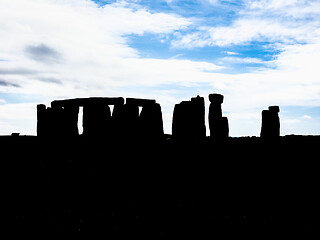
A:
220;56;266;64
226;51;239;55
247;0;320;19
172;17;319;48
282;118;301;124
172;0;320;48
0;0;192;94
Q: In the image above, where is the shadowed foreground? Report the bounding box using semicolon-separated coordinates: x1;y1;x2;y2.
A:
3;135;320;237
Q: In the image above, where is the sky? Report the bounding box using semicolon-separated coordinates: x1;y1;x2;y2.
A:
1;0;320;136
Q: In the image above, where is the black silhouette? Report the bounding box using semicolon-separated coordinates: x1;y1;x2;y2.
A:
172;95;206;142
208;93;229;141
4;93;320;237
260;106;280;139
37;97;164;142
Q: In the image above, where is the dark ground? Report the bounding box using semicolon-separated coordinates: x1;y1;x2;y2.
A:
3;135;320;237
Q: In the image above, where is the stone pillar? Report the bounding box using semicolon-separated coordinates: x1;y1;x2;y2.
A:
49;105;65;137
37;104;48;137
111;103;125;140
191;95;206;140
260;106;280;139
172;96;206;142
82;103;112;137
172;101;191;141
139;103;164;141
63;105;79;137
121;103;140;140
221;117;229;140
208;93;229;141
260;110;270;138
269;106;280;138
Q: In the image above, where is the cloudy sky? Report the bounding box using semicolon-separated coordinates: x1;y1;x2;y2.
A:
1;0;320;136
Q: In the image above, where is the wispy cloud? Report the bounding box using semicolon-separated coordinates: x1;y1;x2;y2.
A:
0;79;20;88
302;115;312;119
172;0;320;48
25;44;61;64
220;56;266;64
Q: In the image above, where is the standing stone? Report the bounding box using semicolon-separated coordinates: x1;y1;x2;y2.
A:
50;105;66;137
139;103;164;142
260;106;280;139
269;106;280;138
208;93;229;141
220;117;229;140
209;94;223;119
191;95;206;140
63;105;79;137
260;110;270;138
111;103;125;140
121;103;140;140
172;101;191;141
82;103;112;137
37;104;48;137
172;96;206;142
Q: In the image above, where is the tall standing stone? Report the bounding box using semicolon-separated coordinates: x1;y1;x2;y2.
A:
63;105;79;137
139;103;164;141
172;96;206;142
269;106;280;138
208;93;229;141
191;95;206;140
260;106;280;139
37;104;48;137
260;110;270;138
122;103;140;140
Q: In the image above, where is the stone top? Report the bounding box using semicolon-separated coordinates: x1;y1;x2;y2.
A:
268;106;280;113
209;93;224;104
126;98;156;106
51;97;125;108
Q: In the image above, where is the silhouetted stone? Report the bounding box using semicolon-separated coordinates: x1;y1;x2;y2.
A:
45;102;79;137
208;93;229;141
269;106;280;138
51;97;124;108
50;105;67;137
121;98;164;142
172;101;188;141
121;103;140;140
37;104;47;137
260;110;270;138
126;98;156;106
82;103;112;137
191;95;206;140
63;105;79;137
37;97;165;141
260;106;280;139
172;96;206;142
111;103;125;140
139;103;164;141
209;93;224;105
45;97;124;138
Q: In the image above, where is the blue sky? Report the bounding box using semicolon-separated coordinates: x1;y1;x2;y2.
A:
1;0;320;136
